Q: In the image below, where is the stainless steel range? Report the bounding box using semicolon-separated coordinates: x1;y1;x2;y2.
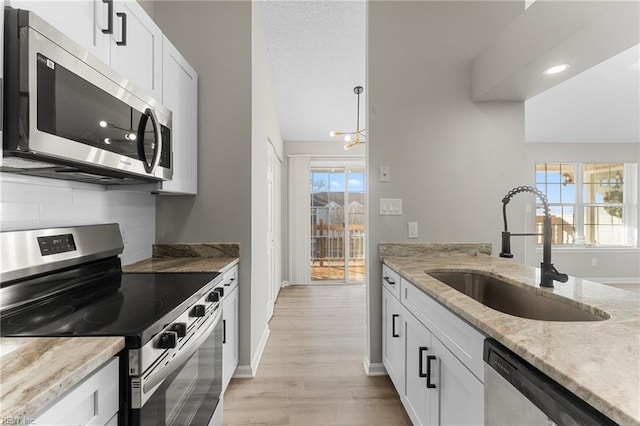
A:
0;224;224;425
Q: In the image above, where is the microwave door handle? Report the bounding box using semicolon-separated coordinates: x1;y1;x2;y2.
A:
147;109;163;174
143;311;220;394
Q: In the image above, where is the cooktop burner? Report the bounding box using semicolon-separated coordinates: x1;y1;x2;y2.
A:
0;272;220;347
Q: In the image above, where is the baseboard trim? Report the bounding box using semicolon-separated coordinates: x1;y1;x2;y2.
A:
231;326;271;379
363;356;387;376
232;365;254;379
251;325;271;376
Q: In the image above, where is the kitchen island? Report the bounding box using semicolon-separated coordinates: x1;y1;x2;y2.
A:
381;243;640;425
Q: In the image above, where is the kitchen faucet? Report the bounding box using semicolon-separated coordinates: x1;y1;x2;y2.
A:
499;186;569;288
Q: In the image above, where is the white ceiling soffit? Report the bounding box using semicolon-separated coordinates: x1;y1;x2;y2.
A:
260;0;366;142
472;1;640;101
525;43;640;143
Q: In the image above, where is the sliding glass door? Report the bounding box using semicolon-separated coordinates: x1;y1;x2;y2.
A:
310;167;365;283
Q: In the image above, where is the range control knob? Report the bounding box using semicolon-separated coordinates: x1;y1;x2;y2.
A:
208;292;220;303
191;305;206;317
214;287;224;298
170;322;187;338
157;331;177;349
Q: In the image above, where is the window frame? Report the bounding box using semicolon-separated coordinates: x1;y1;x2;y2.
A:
535;162;638;248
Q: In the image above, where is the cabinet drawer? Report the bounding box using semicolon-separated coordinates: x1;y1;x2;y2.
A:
35;357;119;425
401;278;485;381
222;264;238;292
382;264;401;300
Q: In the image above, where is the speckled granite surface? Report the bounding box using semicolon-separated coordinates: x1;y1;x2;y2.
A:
0;337;124;420
153;243;239;258
380;242;492;257
380;244;640;425
124;243;239;273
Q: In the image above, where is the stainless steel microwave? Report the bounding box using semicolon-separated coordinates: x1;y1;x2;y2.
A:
2;8;172;185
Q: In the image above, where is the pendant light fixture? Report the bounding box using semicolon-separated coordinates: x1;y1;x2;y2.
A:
329;86;365;150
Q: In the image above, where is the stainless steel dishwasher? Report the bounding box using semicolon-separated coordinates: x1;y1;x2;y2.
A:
483;339;617;426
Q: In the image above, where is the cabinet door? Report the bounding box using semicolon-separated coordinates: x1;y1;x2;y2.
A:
404;310;438;426
382;287;404;391
434;337;484;425
109;0;162;100
222;286;239;392
158;35;198;194
7;0;110;64
34;357;119;425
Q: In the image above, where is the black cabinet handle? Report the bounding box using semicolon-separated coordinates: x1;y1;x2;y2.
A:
426;355;437;389
116;12;127;46
383;276;396;285
418;346;428;378
224;277;235;287
391;314;399;338
223;319;227;344
102;0;113;34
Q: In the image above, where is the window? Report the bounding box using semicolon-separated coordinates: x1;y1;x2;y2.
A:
535;163;638;247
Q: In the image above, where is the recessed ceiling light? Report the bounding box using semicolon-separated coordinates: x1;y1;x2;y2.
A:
543;64;570;75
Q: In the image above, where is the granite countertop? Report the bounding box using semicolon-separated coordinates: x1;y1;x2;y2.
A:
380;243;640;426
123;243;239;274
0;337;124;421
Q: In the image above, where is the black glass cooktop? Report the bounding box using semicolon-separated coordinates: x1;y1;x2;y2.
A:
0;272;220;348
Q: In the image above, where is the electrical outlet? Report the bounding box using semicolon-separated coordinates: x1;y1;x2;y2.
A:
379;166;391;182
121;227;128;244
592;258;598;267
408;222;418;238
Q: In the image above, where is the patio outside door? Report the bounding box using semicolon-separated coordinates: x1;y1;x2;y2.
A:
310;167;365;283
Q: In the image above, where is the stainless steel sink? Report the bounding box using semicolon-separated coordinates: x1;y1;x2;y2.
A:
427;271;609;322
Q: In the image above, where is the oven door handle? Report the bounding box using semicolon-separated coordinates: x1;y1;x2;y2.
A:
143;310;221;393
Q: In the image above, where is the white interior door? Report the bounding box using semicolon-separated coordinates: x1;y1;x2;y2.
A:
267;144;275;320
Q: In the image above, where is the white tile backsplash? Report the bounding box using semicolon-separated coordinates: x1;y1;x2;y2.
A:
0;174;156;265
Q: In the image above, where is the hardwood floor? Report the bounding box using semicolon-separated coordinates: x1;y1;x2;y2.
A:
223;285;411;426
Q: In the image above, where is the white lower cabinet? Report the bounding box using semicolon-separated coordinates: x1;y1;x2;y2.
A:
404;309;437;425
383;286;405;391
222;265;239;392
34;357;119;426
382;264;485;425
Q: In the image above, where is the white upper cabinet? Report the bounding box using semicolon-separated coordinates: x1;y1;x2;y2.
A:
158;35;198;195
108;0;162;101
8;0;162;101
7;0;111;63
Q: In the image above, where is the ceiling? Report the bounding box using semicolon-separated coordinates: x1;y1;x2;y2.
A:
260;0;365;142
261;1;639;144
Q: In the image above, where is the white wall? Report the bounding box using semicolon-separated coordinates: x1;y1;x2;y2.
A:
153;0;283;376
367;1;528;367
0;175;156;265
152;0;254;370
251;0;284;372
366;1;639;370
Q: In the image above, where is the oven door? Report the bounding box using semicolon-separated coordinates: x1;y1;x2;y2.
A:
130;311;223;425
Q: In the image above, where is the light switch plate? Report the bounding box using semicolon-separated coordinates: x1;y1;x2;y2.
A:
380;198;402;215
379;166;391;182
408;222;418;238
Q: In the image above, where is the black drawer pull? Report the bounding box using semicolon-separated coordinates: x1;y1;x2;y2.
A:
426;355;437;389
383;276;396;285
102;0;113;34
418;346;428;378
116;12;127;46
391;314;400;338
